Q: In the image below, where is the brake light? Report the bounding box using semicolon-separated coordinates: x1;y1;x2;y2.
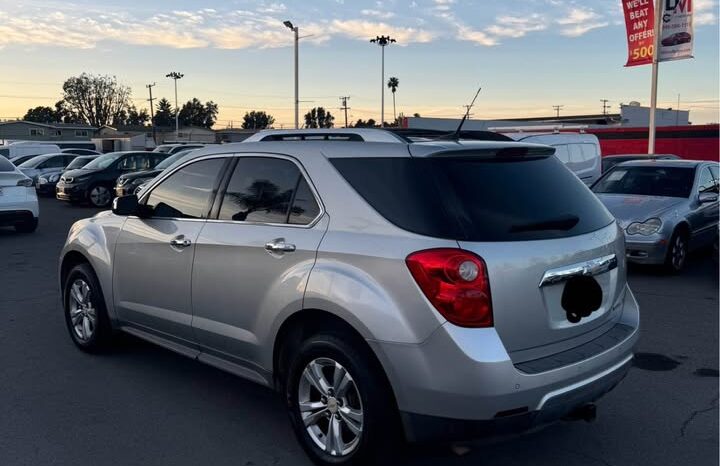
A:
406;249;493;327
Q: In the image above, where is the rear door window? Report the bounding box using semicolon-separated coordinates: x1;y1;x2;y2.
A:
331;156;613;241
553;145;570;163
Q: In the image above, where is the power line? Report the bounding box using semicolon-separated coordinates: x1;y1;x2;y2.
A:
339;96;351;128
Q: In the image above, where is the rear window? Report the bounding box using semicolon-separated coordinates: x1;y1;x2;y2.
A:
331;156;614;241
0;157;15;172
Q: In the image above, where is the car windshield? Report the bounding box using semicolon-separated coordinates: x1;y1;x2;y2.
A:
155;150;193;170
592;166;695;198
65;156;95;170
17;154;52;168
82;152;124;170
0;156;15;172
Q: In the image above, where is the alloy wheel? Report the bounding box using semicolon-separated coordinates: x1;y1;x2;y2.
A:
68;279;97;342
89;186;111;207
298;357;364;457
671;235;687;270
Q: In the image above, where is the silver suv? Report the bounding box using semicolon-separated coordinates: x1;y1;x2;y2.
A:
59;129;639;465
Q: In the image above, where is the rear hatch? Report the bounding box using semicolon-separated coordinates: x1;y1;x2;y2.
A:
331;146;624;362
0;160;30;202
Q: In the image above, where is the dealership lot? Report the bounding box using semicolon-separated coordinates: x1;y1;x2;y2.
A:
0;197;717;466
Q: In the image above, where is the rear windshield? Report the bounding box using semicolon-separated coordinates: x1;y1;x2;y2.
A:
0;157;15;172
331;156;614;241
592;166;695;198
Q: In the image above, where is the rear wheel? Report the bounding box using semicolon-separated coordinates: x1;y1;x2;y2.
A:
14;217;38;233
285;332;400;465
63;263;113;352
88;184;112;207
664;229;688;273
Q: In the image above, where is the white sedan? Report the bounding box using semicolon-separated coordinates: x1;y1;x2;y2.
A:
0;157;39;233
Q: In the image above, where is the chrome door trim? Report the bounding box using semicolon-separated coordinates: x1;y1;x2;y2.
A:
539;253;618;288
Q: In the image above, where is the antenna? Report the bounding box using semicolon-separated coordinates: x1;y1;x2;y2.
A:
440;85;481;141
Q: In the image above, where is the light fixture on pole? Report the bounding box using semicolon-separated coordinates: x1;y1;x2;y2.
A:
165;71;184;141
284;21;300;129
370;35;396;127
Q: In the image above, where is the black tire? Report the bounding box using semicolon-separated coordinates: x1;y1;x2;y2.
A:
285;332;400;466
63;263;114;352
87;183;113;208
664;229;689;274
14;217;38;233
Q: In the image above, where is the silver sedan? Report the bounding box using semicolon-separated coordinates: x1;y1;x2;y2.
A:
593;159;719;272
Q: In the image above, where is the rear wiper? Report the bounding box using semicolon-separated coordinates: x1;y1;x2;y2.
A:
509;215;579;233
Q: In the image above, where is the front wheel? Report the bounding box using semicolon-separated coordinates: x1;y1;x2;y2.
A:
63;263;113;352
285;333;400;465
88;184;113;208
664;230;688;273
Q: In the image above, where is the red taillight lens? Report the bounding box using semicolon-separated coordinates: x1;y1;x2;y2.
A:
406;249;493;328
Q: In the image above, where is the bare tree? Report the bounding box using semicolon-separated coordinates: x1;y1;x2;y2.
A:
61;74;133;127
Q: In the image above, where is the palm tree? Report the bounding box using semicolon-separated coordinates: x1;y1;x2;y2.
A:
387;77;399;124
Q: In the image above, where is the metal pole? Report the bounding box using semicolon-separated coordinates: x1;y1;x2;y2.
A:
174;79;179;141
294;27;299;129
648;0;662;154
147;83;156;145
381;45;385;127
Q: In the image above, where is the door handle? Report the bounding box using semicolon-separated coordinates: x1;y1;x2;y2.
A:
265;238;296;254
170;236;192;248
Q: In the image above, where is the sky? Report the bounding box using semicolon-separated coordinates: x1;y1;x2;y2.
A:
0;0;718;128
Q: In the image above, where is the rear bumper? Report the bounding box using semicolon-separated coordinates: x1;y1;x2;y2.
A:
0;209;35;226
370;284;639;442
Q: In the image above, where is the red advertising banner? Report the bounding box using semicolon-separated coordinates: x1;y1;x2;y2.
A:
623;0;656;66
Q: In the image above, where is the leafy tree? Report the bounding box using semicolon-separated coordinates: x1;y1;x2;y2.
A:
178;98;218;128
54;100;82;124
23;106;59;123
242;111;275;129
304;107;334;128
126;106;150;126
412;113;421;118
387;77;399;122
153;98;175;127
61;73;132;127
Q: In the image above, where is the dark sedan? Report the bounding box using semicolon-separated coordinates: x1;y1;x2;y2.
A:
661;32;691;46
36;155;100;195
114;148;198;197
56;151;168;207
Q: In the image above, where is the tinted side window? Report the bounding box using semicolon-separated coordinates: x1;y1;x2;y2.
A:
218;157;299;223
150;154;168;168
145;158;225;219
289;177;321;225
41;156;66;169
698;167;717;194
709;165;718;181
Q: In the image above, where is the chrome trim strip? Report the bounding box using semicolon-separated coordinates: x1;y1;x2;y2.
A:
536;354;633;410
539;253;617;288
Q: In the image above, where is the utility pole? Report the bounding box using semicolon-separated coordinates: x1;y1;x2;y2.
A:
166;71;184;141
601;99;610;115
675;94;681;126
146;82;157;144
283;21;300;129
339;96;351;128
370;35;396;127
552;105;564;118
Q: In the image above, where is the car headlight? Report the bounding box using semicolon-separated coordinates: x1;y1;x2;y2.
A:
49;173;60;183
38;177;48;184
626;218;662;236
62;176;73;184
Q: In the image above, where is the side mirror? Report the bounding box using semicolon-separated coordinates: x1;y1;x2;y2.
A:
112;194;140;216
699;192;719;204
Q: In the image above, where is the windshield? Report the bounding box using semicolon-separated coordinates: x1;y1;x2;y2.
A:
18;154;51;168
331;155;613;241
592;166;695;198
65;156;95;170
0;156;15;172
155;150;193;170
82;152;124;170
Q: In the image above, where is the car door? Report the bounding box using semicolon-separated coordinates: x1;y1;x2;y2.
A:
688;165;719;247
191;155;327;367
113;157;229;343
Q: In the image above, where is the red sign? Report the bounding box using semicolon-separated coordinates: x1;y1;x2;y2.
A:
623;0;656;66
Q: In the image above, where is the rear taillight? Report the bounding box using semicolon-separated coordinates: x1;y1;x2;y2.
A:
406;249;493;328
16;178;33;187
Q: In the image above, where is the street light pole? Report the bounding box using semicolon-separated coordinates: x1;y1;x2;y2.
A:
370;35;395;127
284;21;300;129
166;71;184;141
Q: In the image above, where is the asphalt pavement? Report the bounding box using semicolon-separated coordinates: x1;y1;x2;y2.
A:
0;197;717;466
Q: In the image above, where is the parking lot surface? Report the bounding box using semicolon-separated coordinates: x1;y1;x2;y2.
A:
0;198;717;466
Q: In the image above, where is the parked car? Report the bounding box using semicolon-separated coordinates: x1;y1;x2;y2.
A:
36;155;100;196
17;153;77;184
115;148;198;197
56;151;168;207
661;32;692;46
153;143;206;154
602;154;681;173
0;156;38;233
1;142;60;160
504;132;602;185
60;130;639;465
592;160;719;272
60;148;101;156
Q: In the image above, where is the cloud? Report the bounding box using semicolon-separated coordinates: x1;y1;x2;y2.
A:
329;19;435;43
556;7;608;36
694;0;718;25
456;25;498;45
361;9;395;19
485;14;547;38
